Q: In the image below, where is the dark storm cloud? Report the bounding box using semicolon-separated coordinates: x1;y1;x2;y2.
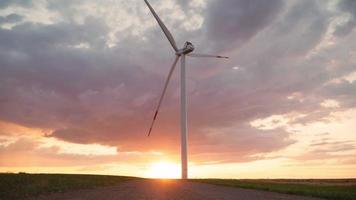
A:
0;0;356;164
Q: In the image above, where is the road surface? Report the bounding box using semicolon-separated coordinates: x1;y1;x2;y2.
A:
30;179;324;200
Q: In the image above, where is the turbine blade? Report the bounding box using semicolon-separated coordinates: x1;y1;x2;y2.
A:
188;53;229;59
144;0;178;52
148;55;180;136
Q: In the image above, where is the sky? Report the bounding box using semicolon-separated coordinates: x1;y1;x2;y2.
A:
0;0;356;179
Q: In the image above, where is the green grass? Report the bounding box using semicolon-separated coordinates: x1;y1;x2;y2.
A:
2;174;355;200
0;173;137;200
192;179;356;200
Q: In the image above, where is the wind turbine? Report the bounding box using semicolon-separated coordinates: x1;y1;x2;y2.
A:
144;0;228;179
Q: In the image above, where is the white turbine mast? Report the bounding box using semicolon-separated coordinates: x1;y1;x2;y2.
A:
144;0;228;179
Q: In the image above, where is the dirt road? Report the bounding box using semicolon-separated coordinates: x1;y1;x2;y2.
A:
31;179;324;200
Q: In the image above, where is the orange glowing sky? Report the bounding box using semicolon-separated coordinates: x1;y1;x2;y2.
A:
1;0;356;178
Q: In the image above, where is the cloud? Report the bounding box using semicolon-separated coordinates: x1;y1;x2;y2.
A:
0;0;32;8
294;137;356;162
0;13;23;24
203;0;284;51
0;0;356;168
334;0;356;36
322;80;356;108
0;135;163;167
190;124;295;163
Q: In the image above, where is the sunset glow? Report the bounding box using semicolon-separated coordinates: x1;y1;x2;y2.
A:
145;161;181;179
0;0;356;179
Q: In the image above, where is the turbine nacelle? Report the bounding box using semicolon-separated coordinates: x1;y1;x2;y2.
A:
176;41;194;55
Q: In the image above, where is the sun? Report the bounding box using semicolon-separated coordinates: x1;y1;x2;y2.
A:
145;161;180;179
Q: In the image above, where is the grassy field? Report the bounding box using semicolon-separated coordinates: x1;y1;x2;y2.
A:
0;173;136;200
192;179;356;200
1;173;355;200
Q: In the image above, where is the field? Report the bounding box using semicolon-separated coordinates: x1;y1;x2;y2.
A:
1;173;356;200
193;179;356;200
0;173;136;199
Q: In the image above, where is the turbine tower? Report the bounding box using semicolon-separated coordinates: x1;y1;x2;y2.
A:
144;0;228;179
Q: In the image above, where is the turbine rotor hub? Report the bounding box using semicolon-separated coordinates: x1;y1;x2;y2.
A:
177;41;194;55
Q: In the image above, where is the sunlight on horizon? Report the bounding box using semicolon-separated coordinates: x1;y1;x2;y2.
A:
1;0;356;180
144;161;181;179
